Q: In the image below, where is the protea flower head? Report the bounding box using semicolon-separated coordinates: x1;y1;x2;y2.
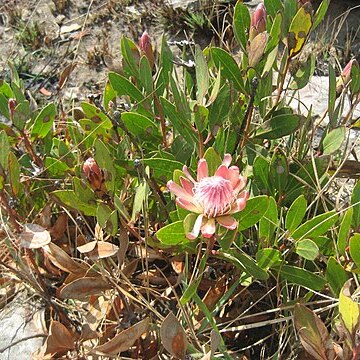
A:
167;154;249;239
249;3;267;42
83;157;104;191
139;31;154;69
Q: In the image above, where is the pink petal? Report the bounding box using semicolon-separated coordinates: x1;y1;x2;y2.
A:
201;218;216;238
180;176;194;195
197;159;208;181
233;176;247;194
216;215;238;230
229;191;249;214
228;166;240;189
222;154;232;167
187;214;203;240
182;165;196;183
167;180;194;202
215;164;230;179
176;198;201;213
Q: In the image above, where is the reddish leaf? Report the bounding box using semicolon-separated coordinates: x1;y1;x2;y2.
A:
160;312;188;359
44;321;74;356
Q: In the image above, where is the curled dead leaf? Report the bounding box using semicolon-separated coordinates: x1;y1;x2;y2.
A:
43;242;88;274
78;240;119;260
160;312;188;359
44;320;75;356
19;223;51;248
93;317;149;355
60;276;111;300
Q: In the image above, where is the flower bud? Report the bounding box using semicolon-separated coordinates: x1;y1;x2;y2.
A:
83;158;104;191
336;59;359;95
139;31;155;69
249;3;267;42
8;98;17;119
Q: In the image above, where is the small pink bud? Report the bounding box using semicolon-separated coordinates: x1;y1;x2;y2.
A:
249;3;267;42
8;98;17;119
83;158;104;191
336;59;359;95
139;31;155;69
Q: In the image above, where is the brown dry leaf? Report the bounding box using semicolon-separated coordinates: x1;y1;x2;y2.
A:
60;276;111;300
49;213;68;241
171;258;185;274
201;276;227;314
19;223;51;248
86;296;110;331
43;242;88;274
59;63;77;90
93;317;150;355
77;241;98;253
248;32;268;67
160;312;188;359
294;303;335;360
44;320;74;356
122;258;140;277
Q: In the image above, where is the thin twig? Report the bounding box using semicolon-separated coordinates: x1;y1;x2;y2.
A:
0;334;47;354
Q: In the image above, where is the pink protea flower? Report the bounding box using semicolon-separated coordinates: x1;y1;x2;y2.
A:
336;59;359;95
249;3;267;42
139;31;154;69
83;157;104;191
167;154;249;239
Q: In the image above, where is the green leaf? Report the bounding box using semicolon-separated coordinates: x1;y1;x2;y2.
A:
195;45;209;104
295;239;319;260
94;139;116;193
338;208;353;256
131;180;149;221
121;112;160;143
256;248;282;269
13;101;30;130
0;130;10;170
351;180;360;230
120;36;140;78
326;257;348;297
289;54;316;90
255;114;301;139
160;96;196;145
269;149;288;194
108;72;144;103
233;2;250;51
265;13;282;53
322;127;345;155
81;102;113;129
143;158;183;180
312;0;330;31
264;0;283;18
103;80;117;111
203;147;222;176
51;190;97;216
211;48;245;93
292;211;338;240
349;233;360;269
44;157;70;177
31;102;57;138
8;152;21;196
285;195;307;233
339;280;360;336
234;196;270;231
139;55;153;95
208;84;230;130
253;156;271;194
259;196;278;244
279;265;326;291
156;221;190;245
220;249;269;280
